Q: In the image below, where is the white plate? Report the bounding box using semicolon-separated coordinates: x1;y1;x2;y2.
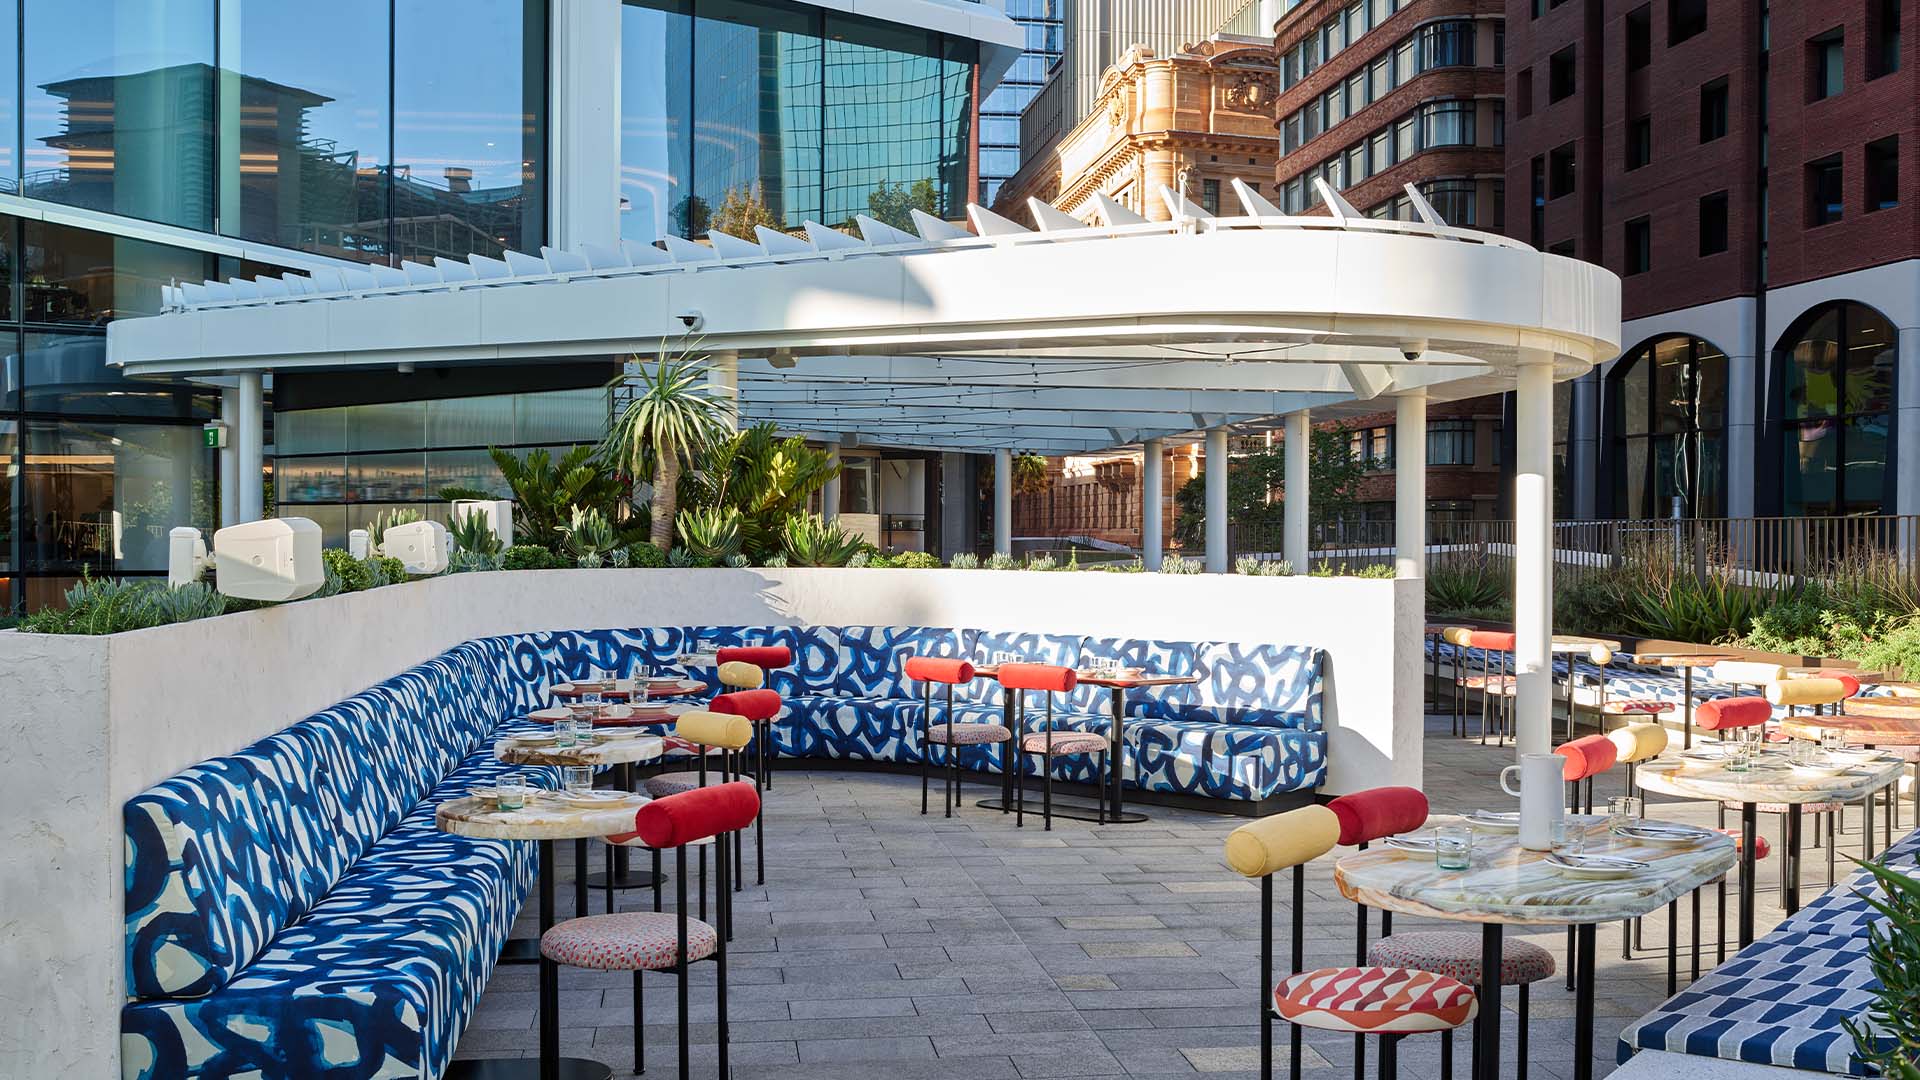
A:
511;735;559;747
1467;811;1521;831
1382;835;1441;853
1546;853;1647;879
561;791;640;808
1614;823;1712;845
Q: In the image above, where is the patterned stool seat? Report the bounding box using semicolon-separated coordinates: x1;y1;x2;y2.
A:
1366;932;1556;986
1601;699;1675;716
926;723;1012;745
1721;799;1841;815
1273;966;1479;1034
1019;732;1108;756
541;911;717;971
1459;675;1517;692
645;772;717;798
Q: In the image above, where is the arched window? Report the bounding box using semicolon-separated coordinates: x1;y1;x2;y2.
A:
1609;335;1727;518
1776;301;1896;515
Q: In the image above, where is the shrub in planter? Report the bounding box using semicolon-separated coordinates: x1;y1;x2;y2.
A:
20;575;226;635
1842;858;1920;1076
948;553;979;569
503;545;561;571
668;547;717;568
985;552;1019;570
1161;555;1202;574
781;513;865;567
627;542;668;569
322;548;376;593
887;551;941;569
1427;556;1506;615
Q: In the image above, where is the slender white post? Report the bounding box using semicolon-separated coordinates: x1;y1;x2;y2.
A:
1204;426;1229;572
822;441;842;521
234;371;264;523
219;385;239;527
548;0;622;247
993;447;1013;555
1394;390;1427;579
1283;410;1310;571
708;351;739;431
1514;354;1556;758
1141;438;1163;569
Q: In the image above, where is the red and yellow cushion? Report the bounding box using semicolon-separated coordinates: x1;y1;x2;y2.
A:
541;911;716;971
1019;731;1108;756
1367;932;1555;987
1274;966;1478;1033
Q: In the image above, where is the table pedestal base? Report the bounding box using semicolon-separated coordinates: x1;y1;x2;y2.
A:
582;868;664;891
974;796;1148;824
498;938;540;965
445;1057;612;1080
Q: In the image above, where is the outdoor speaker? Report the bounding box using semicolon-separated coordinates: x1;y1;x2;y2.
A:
381;519;450;575
167;527;209;587
451;499;514;549
213;518;325;602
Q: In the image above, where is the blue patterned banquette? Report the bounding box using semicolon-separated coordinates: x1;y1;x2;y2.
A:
122;624;1325;1078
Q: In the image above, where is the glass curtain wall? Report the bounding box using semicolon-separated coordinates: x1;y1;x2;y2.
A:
978;0;1060;206
620;0;976;241
1777;302;1896;515
1610;335;1727;518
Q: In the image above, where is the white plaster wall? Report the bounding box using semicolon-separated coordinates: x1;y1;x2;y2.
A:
0;568;1415;1078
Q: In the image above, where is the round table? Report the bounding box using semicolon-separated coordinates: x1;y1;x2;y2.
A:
553;677;706;700
1779;704;1920;852
528;702;690;729
517;716;686;893
439;790;652;1080
1625;652;1741;749
1634;746;1908;944
1335;815;1733;1080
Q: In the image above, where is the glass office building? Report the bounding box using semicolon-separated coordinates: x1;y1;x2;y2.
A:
978;0;1062;206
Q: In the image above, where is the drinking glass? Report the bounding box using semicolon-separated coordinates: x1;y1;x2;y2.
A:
1822;729;1848;755
996;650;1015;666
1435;825;1472;870
591;666;612;686
1788;739;1817;767
1551;818;1586;859
497;773;527;811
1724;738;1753;773
1607;795;1642;833
563;766;593;794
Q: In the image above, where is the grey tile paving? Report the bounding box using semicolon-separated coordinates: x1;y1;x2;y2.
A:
454;711;1834;1077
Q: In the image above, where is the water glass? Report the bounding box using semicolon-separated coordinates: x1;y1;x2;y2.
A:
1435;825;1472;870
563;766;593;795
1788;739;1818;767
1822;729;1848;755
995;650;1014;667
1724;739;1754;773
1551;818;1586;859
591;666;613;686
553;714;578;748
496;773;527;811
1607;795;1642;833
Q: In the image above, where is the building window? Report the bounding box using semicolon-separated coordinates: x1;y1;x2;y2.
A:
1548;46;1576;102
1516;67;1533;118
1699;190;1728;254
1627;115;1652;170
1200;178;1220;214
1426;419;1475;465
1548;238;1575;256
1624;216;1651;275
1349;426;1394;470
1777;301;1896;516
1871;0;1901;78
1868;137;1899;212
1807;154;1844;225
1699;77;1728;141
1530;155;1545;246
1627;5;1652;69
839;456;876;514
1421;179;1477;225
1548;143;1576;198
1669;0;1707;45
1609;335;1728;518
1810;27;1844;100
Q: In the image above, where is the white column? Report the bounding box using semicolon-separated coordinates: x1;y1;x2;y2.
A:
1141;438;1164;569
1898;327;1920;517
219;385;239;528
548;0;622;248
708;351;739;431
1204;426;1229;572
1725;352;1758;519
1394;391;1427;579
1513;354;1556;758
234;371;264;524
822;442;842;521
1283;410;1310;571
993;448;1013;555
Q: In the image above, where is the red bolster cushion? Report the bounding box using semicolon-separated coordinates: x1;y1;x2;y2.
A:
1837;674;1862;698
716;646;792;669
904;656;976;685
710;688;782;722
1466;630;1516;650
1555;735;1618;781
633;781;761;848
997;662;1078;693
1326;786;1430;846
1695;697;1771;731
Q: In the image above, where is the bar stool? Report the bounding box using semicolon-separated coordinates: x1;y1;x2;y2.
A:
712;688;781;887
716;647;792;790
609;710;752;919
1554;735;1618;991
1224;804;1477;1080
1710;661;1789;733
1608;721;1668;961
1440;627;1474;737
1766;675;1861;852
1559;642;1615;740
1000;662;1105;830
1457;630;1516;745
905;656;1010;818
550;781;758;1079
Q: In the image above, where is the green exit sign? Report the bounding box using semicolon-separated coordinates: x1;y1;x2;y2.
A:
203;423;227;449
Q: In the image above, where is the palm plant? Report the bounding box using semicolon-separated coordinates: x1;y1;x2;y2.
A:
603;346;737;550
677;422;841;561
461;446;640;555
676;505;745;562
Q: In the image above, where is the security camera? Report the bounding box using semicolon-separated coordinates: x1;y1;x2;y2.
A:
1399;340;1428;362
675;310;704;332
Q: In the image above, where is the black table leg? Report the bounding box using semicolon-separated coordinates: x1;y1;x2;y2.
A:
1573;923;1596;1080
540;839;559;1080
585;761;662;892
1785;804;1803;915
1109;687;1126;822
1682;668;1694;750
1739;801;1758;948
1475;924;1502;1080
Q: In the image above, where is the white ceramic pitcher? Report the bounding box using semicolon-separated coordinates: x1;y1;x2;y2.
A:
1499;753;1565;851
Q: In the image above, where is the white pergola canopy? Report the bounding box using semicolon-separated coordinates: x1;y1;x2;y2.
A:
109;182;1619;455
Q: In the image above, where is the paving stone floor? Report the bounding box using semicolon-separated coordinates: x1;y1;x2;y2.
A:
452;713;1892;1078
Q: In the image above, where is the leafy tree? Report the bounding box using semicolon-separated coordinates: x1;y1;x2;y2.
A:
602;348;737;550
474;445;643;556
862;178;939;232
710;184;782;237
1013;452;1050;496
671;195;710;238
1172;426;1366;550
677;422;841;562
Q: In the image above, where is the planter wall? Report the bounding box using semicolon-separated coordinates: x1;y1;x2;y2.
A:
0;567;1419;1077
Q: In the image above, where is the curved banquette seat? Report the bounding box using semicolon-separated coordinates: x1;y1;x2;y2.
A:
120;624;1327;1078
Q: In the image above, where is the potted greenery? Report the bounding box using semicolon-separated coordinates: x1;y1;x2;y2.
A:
1842;858;1920;1077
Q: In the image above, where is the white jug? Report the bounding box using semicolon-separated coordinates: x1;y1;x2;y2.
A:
1499;753;1565;851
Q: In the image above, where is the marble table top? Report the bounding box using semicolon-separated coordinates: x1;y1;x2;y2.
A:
1334;814;1735;925
1625;652;1741;669
1634;746;1908;804
495;733;665;768
1779;712;1920;748
553;677;706;699
436;790;650;841
529;702;690;729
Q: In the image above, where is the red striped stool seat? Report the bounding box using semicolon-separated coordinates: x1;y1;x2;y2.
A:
1458;675;1517;691
1601;699;1675;715
1019;732;1108;756
1721;800;1841;815
925;723;1012;745
644;772;717;798
1273;966;1479;1033
541;911;716;971
1367;932;1555;987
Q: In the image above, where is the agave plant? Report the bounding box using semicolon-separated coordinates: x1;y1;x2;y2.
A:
602;345;737;550
366;507;422;551
676;505;745;562
1161;554;1202;574
782;513;866;567
448;506;505;558
676;422;841;561
948;552;979;569
557;505;618;568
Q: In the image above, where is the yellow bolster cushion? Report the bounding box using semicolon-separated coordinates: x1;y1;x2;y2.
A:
1223;805;1341;878
1587;644;1615;665
1712;661;1787;685
1441;627;1475;646
1608;722;1668;764
1767;678;1850;706
673;709;753;750
717;661;765;690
